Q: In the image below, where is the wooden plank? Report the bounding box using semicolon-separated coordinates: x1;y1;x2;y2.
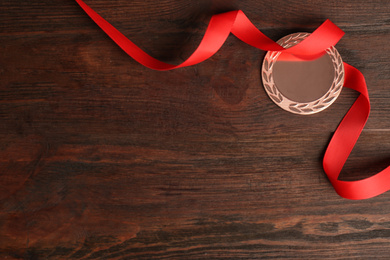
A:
1;0;390;259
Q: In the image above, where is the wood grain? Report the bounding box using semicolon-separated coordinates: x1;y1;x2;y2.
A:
1;0;390;259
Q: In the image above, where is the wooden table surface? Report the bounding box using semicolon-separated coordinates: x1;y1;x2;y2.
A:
1;0;390;259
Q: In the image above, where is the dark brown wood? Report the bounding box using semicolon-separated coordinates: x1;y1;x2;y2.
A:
1;0;390;259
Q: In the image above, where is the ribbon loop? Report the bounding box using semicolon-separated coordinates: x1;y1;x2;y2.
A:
75;0;344;69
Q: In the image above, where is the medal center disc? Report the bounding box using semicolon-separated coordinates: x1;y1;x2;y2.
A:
272;54;334;103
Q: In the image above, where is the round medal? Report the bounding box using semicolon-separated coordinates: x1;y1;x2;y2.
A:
262;33;344;115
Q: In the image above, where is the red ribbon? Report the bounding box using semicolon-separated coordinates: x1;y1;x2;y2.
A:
75;0;389;200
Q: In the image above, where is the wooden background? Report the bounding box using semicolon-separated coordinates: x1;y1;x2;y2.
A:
1;0;390;259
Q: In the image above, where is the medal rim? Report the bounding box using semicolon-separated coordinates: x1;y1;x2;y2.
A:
261;32;345;115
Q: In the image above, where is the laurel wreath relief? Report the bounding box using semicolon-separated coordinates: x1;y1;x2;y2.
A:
262;33;345;115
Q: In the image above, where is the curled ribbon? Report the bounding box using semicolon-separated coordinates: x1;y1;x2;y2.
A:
75;0;390;200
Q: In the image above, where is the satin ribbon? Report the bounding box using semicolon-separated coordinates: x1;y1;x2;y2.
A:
75;0;389;200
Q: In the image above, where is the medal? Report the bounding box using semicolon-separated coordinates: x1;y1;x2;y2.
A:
262;33;344;115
